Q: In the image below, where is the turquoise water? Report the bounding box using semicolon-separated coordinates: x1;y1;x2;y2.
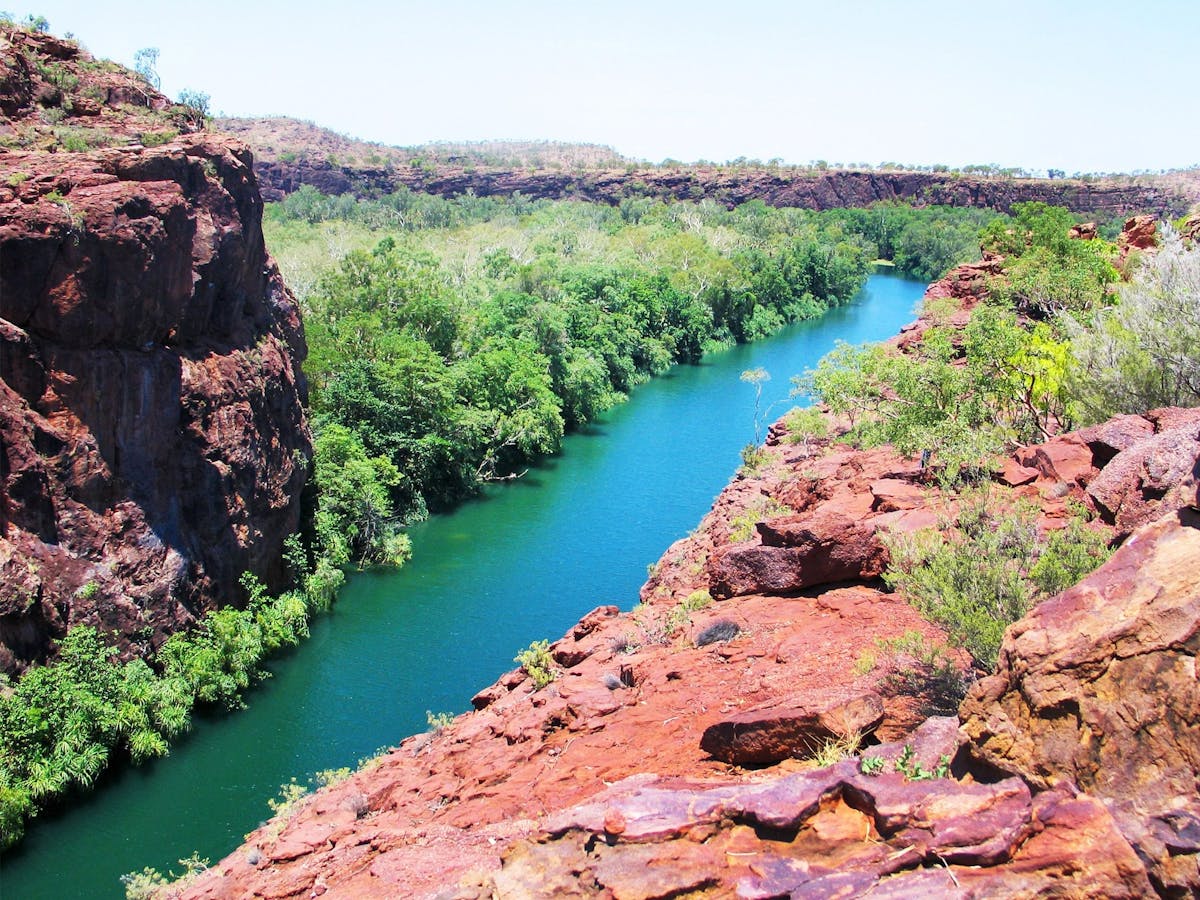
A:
0;274;927;898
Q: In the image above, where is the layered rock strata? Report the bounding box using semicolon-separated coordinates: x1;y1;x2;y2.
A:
0;29;310;672
250;154;1190;220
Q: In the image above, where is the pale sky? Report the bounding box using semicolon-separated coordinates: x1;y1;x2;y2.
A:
12;0;1198;174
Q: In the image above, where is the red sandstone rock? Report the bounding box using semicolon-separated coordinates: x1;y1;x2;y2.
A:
0;33;310;672
1118;213;1159;265
231;116;1189;223
173;224;1193;899
699;691;885;765
1073;412;1155;465
1016;433;1095;486
998;457;1040;487
961;507;1200;895
1183;213;1200;245
1085;418;1200;535
453;771;1150;899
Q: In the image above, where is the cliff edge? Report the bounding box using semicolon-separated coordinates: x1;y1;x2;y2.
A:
0;28;311;673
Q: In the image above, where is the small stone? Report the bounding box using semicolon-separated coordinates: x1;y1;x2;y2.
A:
604;808;627;836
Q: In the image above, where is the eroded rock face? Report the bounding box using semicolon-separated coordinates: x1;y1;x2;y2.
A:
1085;409;1200;536
455;767;1151;899
0;32;310;672
960;509;1200;895
1119;212;1160;264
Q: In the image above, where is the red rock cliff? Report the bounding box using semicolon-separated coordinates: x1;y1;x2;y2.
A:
0;29;311;674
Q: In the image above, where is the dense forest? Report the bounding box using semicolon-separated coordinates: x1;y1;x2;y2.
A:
263;191;1003;569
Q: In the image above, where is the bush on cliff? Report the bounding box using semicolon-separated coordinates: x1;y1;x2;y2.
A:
883;497;1110;670
1065;225;1200;422
981;202;1119;318
797;304;1072;480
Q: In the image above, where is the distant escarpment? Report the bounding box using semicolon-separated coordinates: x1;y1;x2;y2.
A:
0;29;310;674
260;161;1191;219
225;119;1195;219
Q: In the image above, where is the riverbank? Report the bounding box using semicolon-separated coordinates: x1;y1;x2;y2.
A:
0;276;926;897
176;255;1200;896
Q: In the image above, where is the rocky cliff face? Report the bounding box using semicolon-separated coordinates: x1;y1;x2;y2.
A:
178;256;1200;899
249;155;1191;219
0;29;311;673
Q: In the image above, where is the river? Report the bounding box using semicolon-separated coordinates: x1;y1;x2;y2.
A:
0;273;927;898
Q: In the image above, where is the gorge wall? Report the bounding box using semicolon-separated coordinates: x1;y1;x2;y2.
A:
233;126;1192;219
0;30;311;674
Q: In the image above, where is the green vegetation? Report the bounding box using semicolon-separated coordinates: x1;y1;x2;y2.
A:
425;710;455;733
856;630;967;716
515;639;557;689
1067;225;1200;421
859;745;952;781
781;405;829;456
823;203;1002;281
270;193;880;563
882;496;1111;670
663;589;715;632
981;203;1120;318
121;852;208;900
0;573;322;849
176;88;210;129
728;496;790;541
794;203;1149;483
808;731;867;768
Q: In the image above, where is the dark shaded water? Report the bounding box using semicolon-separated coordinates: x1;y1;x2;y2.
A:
1;274;926;898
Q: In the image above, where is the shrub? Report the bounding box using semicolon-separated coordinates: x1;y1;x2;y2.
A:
738;443;769;476
139;129;178;147
176;88;210;129
728;496;790;542
1028;515;1112;595
425;710;454;733
883;496;1112;671
782;405;828;456
1066;225;1200;422
868;630;968;715
515;639;557;689
695;619;740;647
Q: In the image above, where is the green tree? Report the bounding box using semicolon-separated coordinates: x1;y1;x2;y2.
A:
132;47;160;90
176;89;210;129
741;367;770;444
311;424;409;567
1066;225;1200;420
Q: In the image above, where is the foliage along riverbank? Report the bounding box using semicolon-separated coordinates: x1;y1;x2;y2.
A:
266;192;1013;569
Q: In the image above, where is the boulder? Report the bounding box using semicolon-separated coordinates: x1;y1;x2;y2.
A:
1183;213;1200;246
1085;420;1200;534
460;769;1151;899
709;509;886;598
1016;433;1095;486
700;691;885;765
1119;213;1158;257
1073;413;1155;466
960;508;1200;895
